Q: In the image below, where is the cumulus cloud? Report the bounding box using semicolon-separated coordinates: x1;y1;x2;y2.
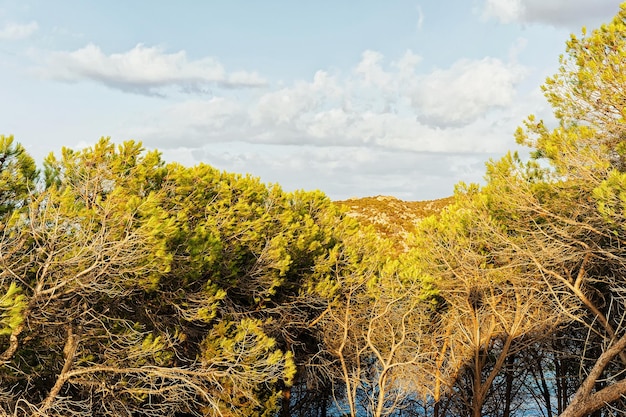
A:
121;97;247;148
108;45;539;200
482;0;621;28
39;43;267;95
251;70;341;127
411;57;527;127
118;47;529;158
252;50;524;133
355;50;395;89
156;142;499;201
0;21;38;40
482;0;524;23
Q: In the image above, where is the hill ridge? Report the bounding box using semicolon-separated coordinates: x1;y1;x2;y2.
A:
334;195;453;248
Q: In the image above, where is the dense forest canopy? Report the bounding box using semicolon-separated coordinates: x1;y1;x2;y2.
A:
2;3;626;417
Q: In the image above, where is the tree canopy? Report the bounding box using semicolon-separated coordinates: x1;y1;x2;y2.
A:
3;3;626;417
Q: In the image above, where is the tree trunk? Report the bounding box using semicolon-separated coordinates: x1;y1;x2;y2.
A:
559;335;626;417
280;386;291;417
502;353;515;417
39;325;79;412
537;354;553;417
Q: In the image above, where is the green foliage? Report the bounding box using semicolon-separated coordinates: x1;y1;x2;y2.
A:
0;282;26;336
336;195;453;250
0;5;609;417
44;137;166;194
517;3;626;175
200;318;296;416
593;170;626;226
0;135;38;218
0;136;365;416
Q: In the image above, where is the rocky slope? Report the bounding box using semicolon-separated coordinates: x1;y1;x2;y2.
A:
334;195;453;249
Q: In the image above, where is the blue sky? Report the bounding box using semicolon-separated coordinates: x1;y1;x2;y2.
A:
0;0;622;200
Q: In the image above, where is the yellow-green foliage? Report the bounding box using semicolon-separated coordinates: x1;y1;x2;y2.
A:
0;135;38;218
336;195;453;251
0;282;26;336
201;318;293;379
2;3;626;416
517;3;626;175
594;170;626;227
200;318;296;416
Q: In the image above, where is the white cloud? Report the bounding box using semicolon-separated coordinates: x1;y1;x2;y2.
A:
522;0;620;27
393;50;422;77
18;41;544;203
416;5;425;31
39;43;267;95
158;142;499;201
482;0;621;28
120;48;529;157
104;44;543;201
250;70;341;127
410;57;526;127
0;21;38;40
354;50;394;90
121;97;246;148
482;0;523;24
59;45;525;154
227;71;267;88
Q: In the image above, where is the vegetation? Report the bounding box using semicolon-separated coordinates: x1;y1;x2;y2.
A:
336;195;453;250
2;3;626;417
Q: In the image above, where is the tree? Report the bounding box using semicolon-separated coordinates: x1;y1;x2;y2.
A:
0;135;38;219
521;2;626;174
0;140;176;415
157;162;354;417
411;185;561;417
0;139;297;417
507;4;626;415
309;223;436;417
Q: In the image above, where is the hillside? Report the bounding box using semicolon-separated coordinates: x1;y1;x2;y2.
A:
335;195;453;247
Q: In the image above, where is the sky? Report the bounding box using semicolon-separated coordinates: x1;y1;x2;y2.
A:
0;0;623;201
